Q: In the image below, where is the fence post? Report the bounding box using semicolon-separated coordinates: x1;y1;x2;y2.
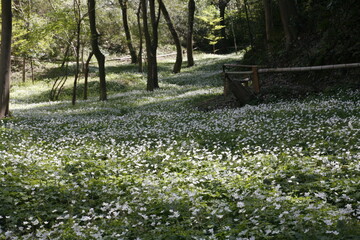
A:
223;65;229;96
252;66;260;94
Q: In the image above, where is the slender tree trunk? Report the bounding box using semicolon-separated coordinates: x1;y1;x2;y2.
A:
72;0;82;106
142;0;154;91
50;44;71;101
119;0;138;64
278;0;298;48
218;0;230;53
88;0;107;100
263;0;273;43
30;57;34;84
150;0;160;89
231;20;238;54
141;0;154;91
244;0;254;49
187;0;195;67
84;52;93;100
55;64;69;100
136;2;143;72
142;0;159;91
81;44;85;73
158;0;182;73
22;57;26;83
0;0;12;119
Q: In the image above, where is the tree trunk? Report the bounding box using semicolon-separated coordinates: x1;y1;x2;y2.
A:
0;0;12;119
30;57;34;84
136;2;144;72
263;0;273;43
22;57;26;83
150;0;160;89
278;0;298;48
187;0;195;67
72;0;82;106
141;0;159;91
244;0;254;49
88;0;107;100
84;52;93;100
158;0;182;73
231;20;238;54
50;44;71;101
141;0;154;91
119;0;138;64
218;0;230;53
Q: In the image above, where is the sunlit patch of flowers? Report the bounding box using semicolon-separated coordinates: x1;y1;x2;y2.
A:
1;63;359;240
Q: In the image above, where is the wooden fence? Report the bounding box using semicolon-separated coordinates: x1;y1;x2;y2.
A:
223;62;360;104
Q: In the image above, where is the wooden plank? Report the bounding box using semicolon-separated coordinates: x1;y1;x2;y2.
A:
224;64;264;68
229;79;255;105
258;63;360;73
225;71;253;75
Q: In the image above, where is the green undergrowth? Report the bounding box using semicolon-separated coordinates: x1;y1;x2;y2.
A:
1;53;359;239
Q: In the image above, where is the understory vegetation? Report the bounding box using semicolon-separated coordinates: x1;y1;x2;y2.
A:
1;54;359;239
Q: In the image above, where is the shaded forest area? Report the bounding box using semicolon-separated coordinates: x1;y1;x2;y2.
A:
243;0;360;65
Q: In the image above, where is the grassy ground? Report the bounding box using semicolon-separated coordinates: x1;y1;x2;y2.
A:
1;53;359;239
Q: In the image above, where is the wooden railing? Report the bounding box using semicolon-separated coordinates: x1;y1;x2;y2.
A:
223;62;360;97
258;63;360;73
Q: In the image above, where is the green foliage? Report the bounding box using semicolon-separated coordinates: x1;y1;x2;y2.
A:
13;15;54;58
7;0;360;66
197;5;225;52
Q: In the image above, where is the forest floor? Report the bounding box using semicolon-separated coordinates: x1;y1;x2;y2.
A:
1;53;359;239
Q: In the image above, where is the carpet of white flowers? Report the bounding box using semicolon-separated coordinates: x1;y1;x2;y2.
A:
1;55;360;239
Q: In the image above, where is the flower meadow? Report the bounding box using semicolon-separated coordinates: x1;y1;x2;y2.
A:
0;54;360;239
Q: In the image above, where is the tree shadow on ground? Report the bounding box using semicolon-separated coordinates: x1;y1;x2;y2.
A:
161;56;239;87
16;54;238;104
36;61;141;81
13;80;129;104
